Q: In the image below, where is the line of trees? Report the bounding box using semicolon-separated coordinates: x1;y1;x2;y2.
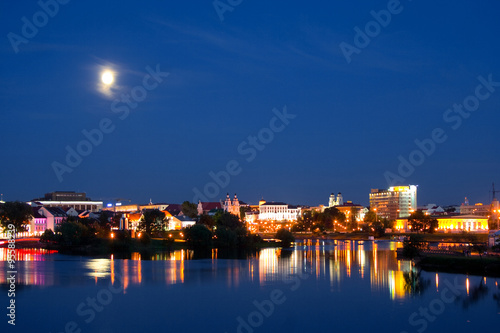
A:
292;207;346;232
185;211;262;250
408;210;438;233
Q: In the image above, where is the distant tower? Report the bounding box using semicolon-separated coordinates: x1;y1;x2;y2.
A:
232;194;240;216
491;182;499;200
337;192;344;206
259;197;266;206
223;193;240;216
329;193;336;207
490;184;500;225
464;197;469;206
223;193;231;212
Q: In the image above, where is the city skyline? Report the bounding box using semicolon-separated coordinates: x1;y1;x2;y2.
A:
1;1;500;208
2;183;498;209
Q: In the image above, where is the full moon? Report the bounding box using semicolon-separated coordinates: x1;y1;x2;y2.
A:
101;71;114;85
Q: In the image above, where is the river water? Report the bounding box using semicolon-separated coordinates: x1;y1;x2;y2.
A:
0;240;498;332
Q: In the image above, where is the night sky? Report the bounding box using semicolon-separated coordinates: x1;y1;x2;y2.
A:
1;0;499;207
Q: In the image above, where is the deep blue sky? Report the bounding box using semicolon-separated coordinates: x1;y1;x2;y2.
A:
1;0;499;207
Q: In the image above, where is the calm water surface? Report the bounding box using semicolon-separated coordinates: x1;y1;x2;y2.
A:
1;240;499;333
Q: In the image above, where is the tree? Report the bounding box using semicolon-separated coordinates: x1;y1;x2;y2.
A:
240;206;252;221
199;214;215;229
402;234;426;258
275;228;295;247
111;213;122;228
312;207;346;231
214;211;243;230
39;229;55;243
185;224;213;249
364;210;376;224
55;221;93;246
181;201;198;219
381;218;394;230
408;210;438;233
347;207;358;231
403;268;430;295
137;209;166;235
0;201;33;233
98;211;111;228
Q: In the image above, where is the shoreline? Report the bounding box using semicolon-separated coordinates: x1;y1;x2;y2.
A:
417;255;500;277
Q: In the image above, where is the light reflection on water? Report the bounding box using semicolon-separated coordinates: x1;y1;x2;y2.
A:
0;240;415;299
1;241;499;333
1;240;497;304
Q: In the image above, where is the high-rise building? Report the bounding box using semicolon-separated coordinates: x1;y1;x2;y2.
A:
369;185;417;220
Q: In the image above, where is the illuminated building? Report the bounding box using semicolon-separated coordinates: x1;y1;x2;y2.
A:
139;203;170;211
106;202;175;213
245;211;259;223
30;191;103;212
197;201;222;215
104;204;140;213
37;207;67;231
460;199;490;216
120;212;142;230
168;215;195;230
393;218;408;232
328;192;343;207
436;215;488;232
222;193;240;216
394;215;489;232
121;210;180;231
258;201;301;222
30;208;47;235
332;201;368;224
369;185;417;220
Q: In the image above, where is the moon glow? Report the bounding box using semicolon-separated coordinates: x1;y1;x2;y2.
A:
101;71;114;85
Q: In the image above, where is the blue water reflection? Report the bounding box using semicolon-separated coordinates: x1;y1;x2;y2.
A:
0;241;498;332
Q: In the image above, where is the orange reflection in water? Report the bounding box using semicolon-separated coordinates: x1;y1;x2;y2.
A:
0;248;57;262
4;242;415;300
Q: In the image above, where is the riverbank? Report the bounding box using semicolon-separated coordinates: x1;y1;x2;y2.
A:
417;255;500;277
283;232;488;243
31;237;282;256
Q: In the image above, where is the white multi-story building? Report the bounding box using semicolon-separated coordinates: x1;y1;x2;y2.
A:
370;185;417;220
258;201;301;221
